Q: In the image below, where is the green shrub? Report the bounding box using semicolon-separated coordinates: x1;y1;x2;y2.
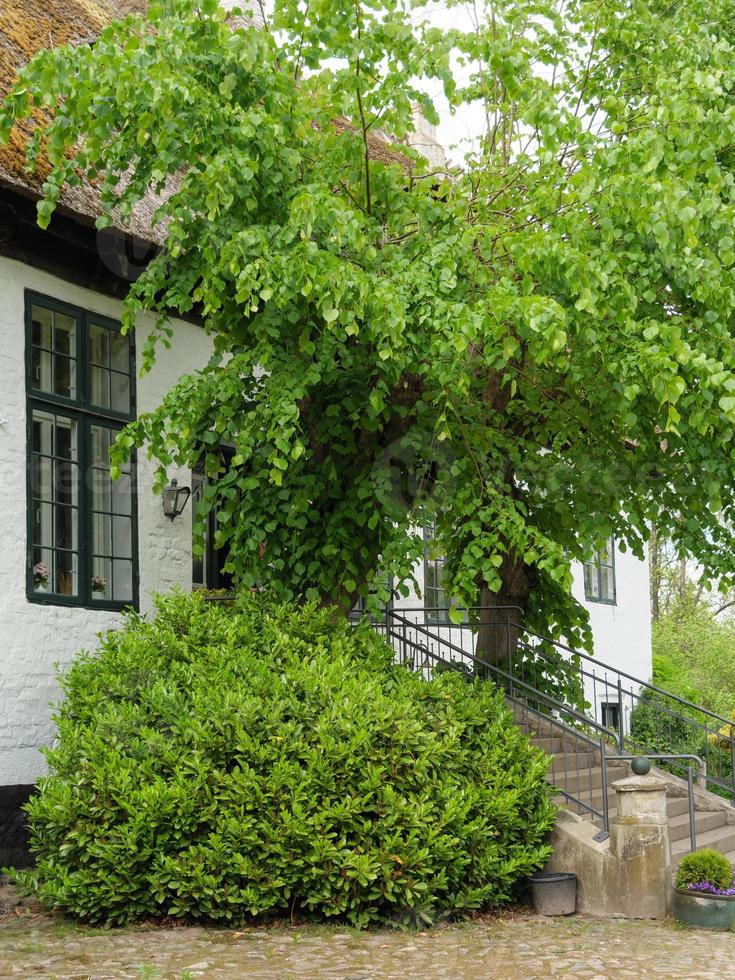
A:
675;849;734;891
12;591;555;928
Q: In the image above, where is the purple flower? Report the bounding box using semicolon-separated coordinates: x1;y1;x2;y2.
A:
685;879;735;897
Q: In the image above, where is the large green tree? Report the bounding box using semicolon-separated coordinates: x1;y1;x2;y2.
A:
5;0;735;655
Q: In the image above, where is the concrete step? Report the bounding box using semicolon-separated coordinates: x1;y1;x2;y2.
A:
666;796;697;819
671;824;735;861
531;737;564;754
548;764;629;795
561;792;693;823
545;750;599;770
667;809;727;844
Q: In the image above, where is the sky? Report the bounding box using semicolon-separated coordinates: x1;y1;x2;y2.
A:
243;0;490;164
409;4;487;162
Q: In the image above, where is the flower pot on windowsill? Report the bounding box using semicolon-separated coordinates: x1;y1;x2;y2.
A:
672;887;735;931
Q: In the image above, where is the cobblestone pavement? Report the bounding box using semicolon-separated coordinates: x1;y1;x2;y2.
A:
2;901;735;979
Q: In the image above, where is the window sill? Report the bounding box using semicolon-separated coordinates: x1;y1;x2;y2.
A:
584;596;617;606
26;592;137;613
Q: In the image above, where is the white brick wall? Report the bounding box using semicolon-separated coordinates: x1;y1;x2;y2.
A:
0;255;213;785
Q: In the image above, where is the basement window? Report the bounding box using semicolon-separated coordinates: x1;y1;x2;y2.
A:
601;702;621;731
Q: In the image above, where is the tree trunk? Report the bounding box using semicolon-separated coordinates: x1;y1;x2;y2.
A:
476;556;531;675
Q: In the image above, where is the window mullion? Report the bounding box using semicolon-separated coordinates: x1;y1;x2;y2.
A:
79;313;89;605
79;414;90;605
79;309;88;410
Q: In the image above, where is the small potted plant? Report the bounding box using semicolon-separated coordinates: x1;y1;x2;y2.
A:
33;561;49;592
672;848;735;930
91;575;106;596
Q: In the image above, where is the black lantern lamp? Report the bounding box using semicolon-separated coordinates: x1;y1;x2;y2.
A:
162;478;191;521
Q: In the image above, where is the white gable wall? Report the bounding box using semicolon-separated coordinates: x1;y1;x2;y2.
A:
0;255;212;785
391;539;653;703
570;543;652;731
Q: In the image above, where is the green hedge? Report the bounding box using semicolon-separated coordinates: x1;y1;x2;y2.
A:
13;591;555;927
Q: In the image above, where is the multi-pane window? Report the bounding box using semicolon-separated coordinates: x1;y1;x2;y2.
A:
424;524;450;623
27;292;137;608
350;570;395;621
191;452;235;592
583;537;616;604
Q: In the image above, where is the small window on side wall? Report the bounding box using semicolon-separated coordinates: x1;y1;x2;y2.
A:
601;701;621;731
583;537;616;605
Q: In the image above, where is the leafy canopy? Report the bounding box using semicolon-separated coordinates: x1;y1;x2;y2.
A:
5;0;735;643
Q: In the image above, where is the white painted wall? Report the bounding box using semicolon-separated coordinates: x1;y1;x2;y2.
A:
0;253;653;785
570;543;653;732
0;256;212;785
389;539;653;720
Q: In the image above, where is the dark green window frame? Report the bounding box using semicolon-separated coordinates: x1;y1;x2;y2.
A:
424;524;449;624
422;523;471;625
25;290;139;611
583;537;616;605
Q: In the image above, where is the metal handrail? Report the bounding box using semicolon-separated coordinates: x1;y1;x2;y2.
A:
383;617;616;745
381;608;709;850
402;605;734;729
382;613;615;841
391;605;735;804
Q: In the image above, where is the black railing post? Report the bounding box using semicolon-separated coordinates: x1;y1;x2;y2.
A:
687;766;696;853
507;615;512;680
617;677;624;752
598;740;610;841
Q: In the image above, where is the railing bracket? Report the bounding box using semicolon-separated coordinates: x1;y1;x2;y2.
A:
592;830;609;843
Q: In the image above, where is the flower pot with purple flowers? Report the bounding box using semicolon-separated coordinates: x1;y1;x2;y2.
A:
672;848;735;931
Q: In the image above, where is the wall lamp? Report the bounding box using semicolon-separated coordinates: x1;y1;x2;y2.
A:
162;478;192;522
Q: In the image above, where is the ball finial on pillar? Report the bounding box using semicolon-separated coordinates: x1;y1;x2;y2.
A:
631;756;651;776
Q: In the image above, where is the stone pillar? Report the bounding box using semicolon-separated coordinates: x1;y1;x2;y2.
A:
610;774;671;918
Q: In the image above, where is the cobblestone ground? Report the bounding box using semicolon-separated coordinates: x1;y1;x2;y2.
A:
2;895;734;979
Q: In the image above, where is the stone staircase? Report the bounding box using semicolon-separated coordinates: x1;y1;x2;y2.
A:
376;609;735;874
529;731;735;865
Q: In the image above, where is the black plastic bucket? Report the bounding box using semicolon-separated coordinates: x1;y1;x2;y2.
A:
530;872;577;916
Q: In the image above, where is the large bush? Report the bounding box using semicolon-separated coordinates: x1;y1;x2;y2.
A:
13;591;555;927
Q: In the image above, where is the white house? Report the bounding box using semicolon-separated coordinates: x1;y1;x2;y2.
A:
0;0;651;864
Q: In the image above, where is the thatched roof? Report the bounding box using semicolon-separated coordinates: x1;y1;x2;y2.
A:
0;0;157;241
0;1;440;249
